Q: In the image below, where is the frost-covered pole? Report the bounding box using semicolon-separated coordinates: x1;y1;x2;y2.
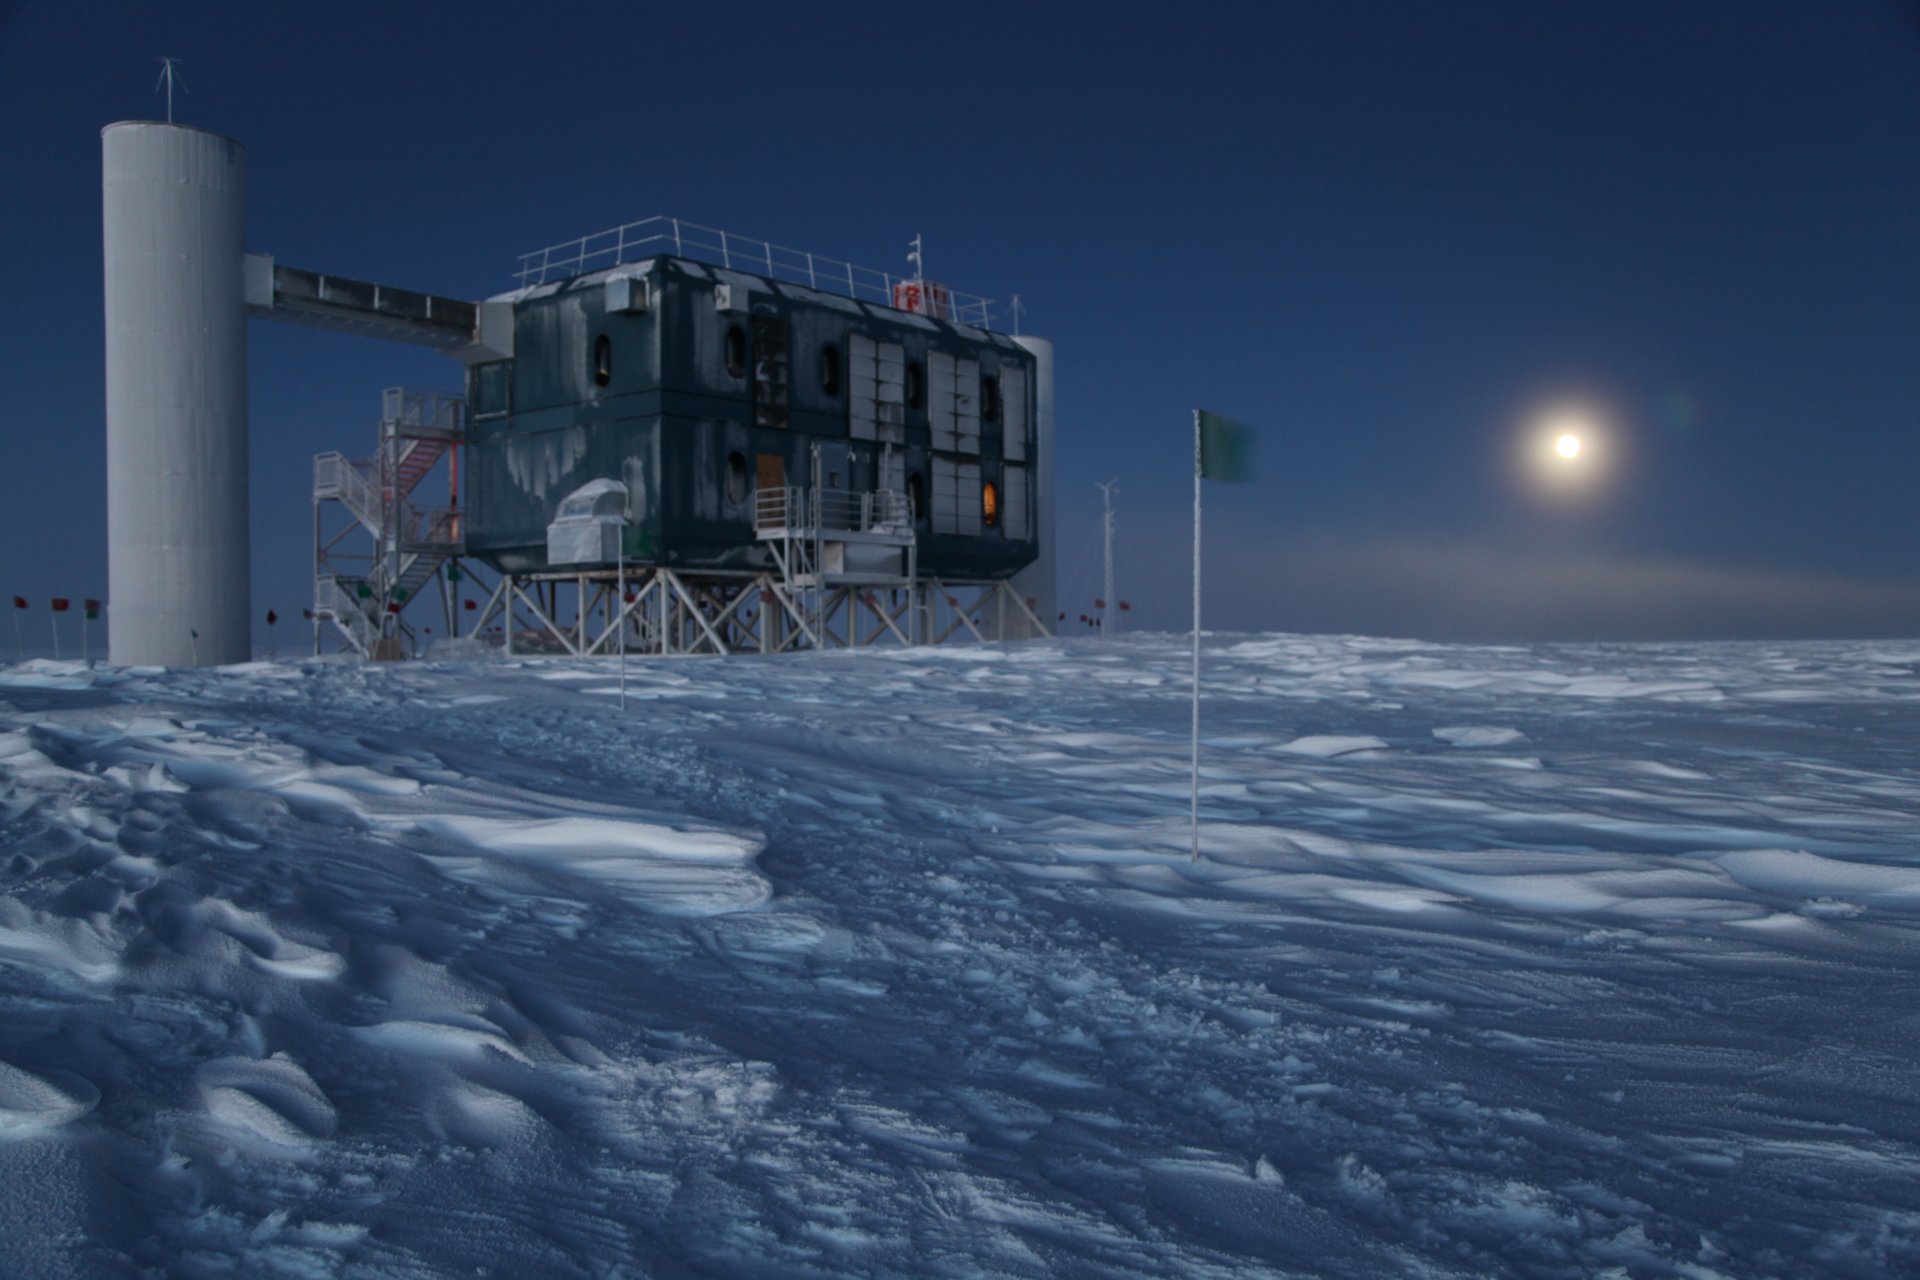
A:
1190;412;1203;861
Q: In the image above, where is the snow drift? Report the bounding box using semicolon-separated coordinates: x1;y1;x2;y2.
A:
2;634;1918;1277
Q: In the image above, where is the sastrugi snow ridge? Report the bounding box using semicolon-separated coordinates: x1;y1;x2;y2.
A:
1;634;1918;1277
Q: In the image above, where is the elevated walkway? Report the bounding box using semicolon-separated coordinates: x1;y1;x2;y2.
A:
247;254;477;351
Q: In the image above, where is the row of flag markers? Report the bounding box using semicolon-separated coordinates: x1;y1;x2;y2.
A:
8;603;333;664
1191;408;1256;862
12;596;102;661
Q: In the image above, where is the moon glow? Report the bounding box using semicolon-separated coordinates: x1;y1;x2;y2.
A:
1515;403;1614;503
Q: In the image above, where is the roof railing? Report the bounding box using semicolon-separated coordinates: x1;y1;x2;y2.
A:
514;216;997;329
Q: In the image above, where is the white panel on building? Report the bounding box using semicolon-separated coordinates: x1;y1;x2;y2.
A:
849;334;877;440
849;334;905;443
957;460;982;535
1002;366;1028;463
933;455;958;533
928;351;956;452
929;354;982;456
956;359;981;457
875;340;905;442
1003;465;1029;541
1002;336;1054;641
931;456;980;536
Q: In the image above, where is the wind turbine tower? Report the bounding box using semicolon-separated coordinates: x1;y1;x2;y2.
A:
1095;480;1118;637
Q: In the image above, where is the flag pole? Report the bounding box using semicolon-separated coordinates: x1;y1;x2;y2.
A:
12;605;22;663
617;547;627;711
1191;409;1203;862
50;609;60;662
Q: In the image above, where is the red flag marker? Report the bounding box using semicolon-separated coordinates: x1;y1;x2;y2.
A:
1095;598;1106;609
51;598;69;612
12;596;27;610
465;599;478;611
266;609;278;625
84;599;101;619
1119;601;1132;612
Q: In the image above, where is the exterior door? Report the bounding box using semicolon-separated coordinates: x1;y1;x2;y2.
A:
756;453;786;525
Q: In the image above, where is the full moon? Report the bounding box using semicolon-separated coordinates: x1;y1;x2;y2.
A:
1516;404;1612;502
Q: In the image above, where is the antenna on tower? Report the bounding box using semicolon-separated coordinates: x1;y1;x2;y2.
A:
906;234;923;283
1094;480;1119;638
1010;294;1024;336
155;57;184;124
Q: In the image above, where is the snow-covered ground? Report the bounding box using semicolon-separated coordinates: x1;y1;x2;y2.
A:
3;633;1919;1278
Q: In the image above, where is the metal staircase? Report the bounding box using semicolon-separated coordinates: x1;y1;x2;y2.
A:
313;389;466;658
755;483;916;647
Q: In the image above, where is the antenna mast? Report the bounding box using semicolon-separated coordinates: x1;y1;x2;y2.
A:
155;57;183;124
906;234;924;284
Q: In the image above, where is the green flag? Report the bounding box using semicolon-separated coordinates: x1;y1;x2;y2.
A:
1196;409;1254;482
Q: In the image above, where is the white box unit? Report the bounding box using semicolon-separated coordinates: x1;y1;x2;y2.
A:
605;274;649;313
546;479;629;566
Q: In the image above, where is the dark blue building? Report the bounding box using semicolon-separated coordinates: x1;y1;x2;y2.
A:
462;255;1038;581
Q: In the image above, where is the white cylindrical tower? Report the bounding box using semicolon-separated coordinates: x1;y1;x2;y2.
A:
103;122;251;667
1008;335;1055;640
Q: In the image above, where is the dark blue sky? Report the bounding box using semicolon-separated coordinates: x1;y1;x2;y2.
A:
4;0;1917;642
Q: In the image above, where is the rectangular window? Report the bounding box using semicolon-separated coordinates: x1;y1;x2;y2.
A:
752;315;789;430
